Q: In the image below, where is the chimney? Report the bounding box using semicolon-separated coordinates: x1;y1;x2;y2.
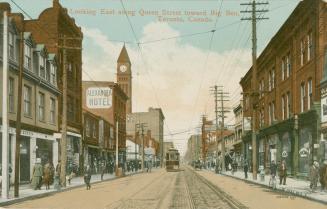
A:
0;3;11;13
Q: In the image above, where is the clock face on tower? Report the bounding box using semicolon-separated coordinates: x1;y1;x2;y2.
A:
120;64;127;73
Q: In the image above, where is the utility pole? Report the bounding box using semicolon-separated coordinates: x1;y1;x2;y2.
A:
1;10;9;199
212;86;229;173
60;35;68;187
14;31;24;197
115;121;119;176
241;0;268;180
136;123;147;172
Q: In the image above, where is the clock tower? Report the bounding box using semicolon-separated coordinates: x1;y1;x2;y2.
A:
117;45;132;114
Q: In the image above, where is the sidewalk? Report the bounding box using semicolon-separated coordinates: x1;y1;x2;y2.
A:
0;169;145;207
206;168;327;204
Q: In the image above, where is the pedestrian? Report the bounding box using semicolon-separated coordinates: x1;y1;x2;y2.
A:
100;161;106;181
243;158;249;179
31;158;43;190
43;161;52;190
278;160;287;185
84;165;92;190
270;160;277;189
321;160;327;191
309;161;319;191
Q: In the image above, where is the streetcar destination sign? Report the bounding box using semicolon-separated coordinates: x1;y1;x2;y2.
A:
86;87;112;109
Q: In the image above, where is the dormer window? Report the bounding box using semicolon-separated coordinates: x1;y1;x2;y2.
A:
50;63;57;85
39;54;46;79
24;43;31;69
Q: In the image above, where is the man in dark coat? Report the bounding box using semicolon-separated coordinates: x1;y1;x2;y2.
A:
243;158;249;179
84;165;92;190
278;160;287;185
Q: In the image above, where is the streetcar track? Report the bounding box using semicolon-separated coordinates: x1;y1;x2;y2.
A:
186;166;248;209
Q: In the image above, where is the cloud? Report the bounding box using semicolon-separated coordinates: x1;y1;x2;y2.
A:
82;22;251;155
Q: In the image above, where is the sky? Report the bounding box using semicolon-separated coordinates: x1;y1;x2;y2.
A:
3;0;303;155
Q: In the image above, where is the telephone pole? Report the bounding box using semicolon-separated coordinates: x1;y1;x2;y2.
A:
241;0;268;180
58;35;82;186
14;31;24;197
211;85;229;173
136;123;147;172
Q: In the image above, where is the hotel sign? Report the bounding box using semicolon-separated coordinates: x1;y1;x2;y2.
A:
86;87;112;109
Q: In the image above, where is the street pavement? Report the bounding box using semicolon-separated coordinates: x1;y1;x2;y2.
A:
205;167;327;204
3;166;327;209
0;170;143;207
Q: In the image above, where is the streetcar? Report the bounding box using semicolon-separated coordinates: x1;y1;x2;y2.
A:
165;148;180;171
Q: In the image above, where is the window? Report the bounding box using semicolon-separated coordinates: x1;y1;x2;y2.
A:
286;53;291;78
86;119;91;137
9;32;15;60
268;103;272;125
39;55;46;79
281;58;285;81
23;85;31;117
307;32;313;61
272;101;275;122
38;92;45;121
50;64;57;85
308;79;312;110
282;95;285;120
259;108;264;128
92;121;97;138
9;77;14;113
286;92;290;119
300;39;305;66
272;68;275;89
50;98;56;124
24;44;31;69
268;71;272;91
300;83;305;112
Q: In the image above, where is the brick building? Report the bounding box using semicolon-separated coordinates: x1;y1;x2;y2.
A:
82;81;127;166
23;0;84;170
240;0;327;177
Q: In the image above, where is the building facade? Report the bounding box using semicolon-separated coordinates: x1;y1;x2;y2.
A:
82;81;127;166
126;107;165;164
240;0;327;177
23;0;84;170
0;5;60;183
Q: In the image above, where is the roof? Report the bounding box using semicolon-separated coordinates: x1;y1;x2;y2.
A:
117;45;131;63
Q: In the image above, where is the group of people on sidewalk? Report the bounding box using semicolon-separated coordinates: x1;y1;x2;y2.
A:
309;160;327;191
31;158;56;190
241;159;327;192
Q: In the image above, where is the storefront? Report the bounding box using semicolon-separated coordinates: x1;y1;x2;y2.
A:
298;127;312;175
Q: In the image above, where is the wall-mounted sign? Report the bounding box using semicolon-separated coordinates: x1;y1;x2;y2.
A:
243;117;251;131
282;151;288;158
299;148;309;158
86;87;112;109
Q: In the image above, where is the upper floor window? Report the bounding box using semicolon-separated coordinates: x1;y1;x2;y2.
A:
286;53;291;78
286;92;291;119
281;95;285;120
300;83;305;112
9;77;15;113
308;78;312;110
39;55;46;80
281;57;285;81
307;32;313;61
86;119;91;137
38;92;45;122
24;44;31;69
300;39;305;66
92;121;97;138
50;98;56;124
23;85;32;117
50;63;57;85
8;32;15;60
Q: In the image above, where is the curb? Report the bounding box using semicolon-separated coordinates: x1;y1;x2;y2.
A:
219;172;327;205
0;171;144;207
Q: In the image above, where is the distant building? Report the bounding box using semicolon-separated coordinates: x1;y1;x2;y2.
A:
126;107;165;164
82;81;128;166
185;135;201;162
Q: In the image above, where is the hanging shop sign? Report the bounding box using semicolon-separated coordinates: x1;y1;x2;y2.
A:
282;151;288;158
